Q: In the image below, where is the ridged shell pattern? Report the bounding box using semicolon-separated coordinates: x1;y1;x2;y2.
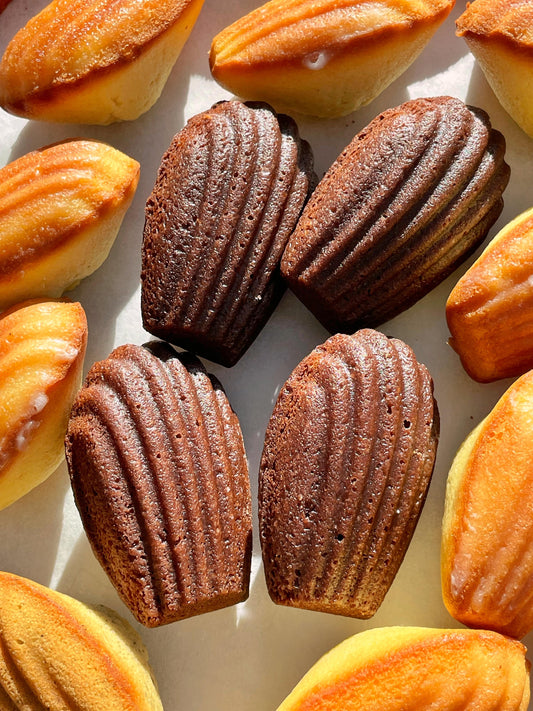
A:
281;96;510;333
259;329;439;618
0;0;197;106
0;571;163;711
142;100;315;367
456;0;533;42
442;370;533;639
66;342;252;627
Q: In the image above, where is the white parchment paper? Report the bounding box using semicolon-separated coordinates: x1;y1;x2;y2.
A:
1;1;533;708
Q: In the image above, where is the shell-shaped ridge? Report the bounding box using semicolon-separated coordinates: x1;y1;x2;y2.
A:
66;342;252;627
259;328;438;618
141;99;315;366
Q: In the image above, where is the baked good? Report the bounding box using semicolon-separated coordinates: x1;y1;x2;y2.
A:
0;571;162;710
442;370;533;639
66;342;252;627
259;329;438;618
447;206;533;382
456;0;533;138
0;139;139;312
0;299;87;510
142;100;315;367
210;0;455;118
276;627;530;710
0;0;205;124
281;96;510;333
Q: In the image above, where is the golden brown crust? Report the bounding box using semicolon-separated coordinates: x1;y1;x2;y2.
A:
457;0;533;46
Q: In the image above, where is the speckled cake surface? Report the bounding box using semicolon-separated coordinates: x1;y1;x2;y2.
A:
141;99;315;367
66;341;252;627
281;96;510;333
259;329;439;618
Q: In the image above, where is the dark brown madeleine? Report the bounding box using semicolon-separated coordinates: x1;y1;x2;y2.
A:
259;329;439;618
281;96;510;333
142;100;315;367
65;342;252;627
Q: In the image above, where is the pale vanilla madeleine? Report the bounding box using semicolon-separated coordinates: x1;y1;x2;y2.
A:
442;370;533;639
0;0;205;124
0;571;162;710
210;0;455;118
277;626;530;710
0;299;87;510
457;0;533;137
0;139;139;311
447;206;533;382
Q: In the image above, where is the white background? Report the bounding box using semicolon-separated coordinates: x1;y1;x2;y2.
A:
1;1;533;708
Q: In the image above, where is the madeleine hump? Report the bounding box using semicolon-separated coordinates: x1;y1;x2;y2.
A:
0;139;139;312
276;627;530;710
210;0;455;118
0;571;163;710
0;0;205;124
442;370;533;639
457;0;533;138
447;205;533;382
0;299;87;510
66;342;252;627
142;100;315;367
259;329;439;618
281;96;509;333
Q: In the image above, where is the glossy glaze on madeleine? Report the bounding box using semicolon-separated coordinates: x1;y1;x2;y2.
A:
0;0;205;123
66;342;252;627
442;370;533;638
281;96;509;333
0;571;162;710
0;139;139;311
210;0;455;118
0;299;87;510
277;627;530;710
457;0;533;137
142;100;315;367
447;206;533;382
260;329;438;618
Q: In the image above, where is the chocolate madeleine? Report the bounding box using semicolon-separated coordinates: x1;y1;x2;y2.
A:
281;96;510;333
259;329;439;618
66;342;252;627
141;100;315;367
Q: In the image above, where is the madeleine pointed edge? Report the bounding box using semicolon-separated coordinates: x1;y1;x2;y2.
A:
442;370;533;639
276;627;530;710
141;100;316;367
447;206;533;382
0;571;163;710
281;96;509;333
0;0;205;124
456;0;533;138
259;329;439;618
0;299;87;510
66;341;252;627
0;139;139;311
210;0;455;118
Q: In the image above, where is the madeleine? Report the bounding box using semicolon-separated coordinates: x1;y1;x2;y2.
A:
0;299;87;510
0;0;205;124
0;139;139;312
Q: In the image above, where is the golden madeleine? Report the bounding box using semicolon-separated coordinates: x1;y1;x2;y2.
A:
0;299;87;510
0;571;162;710
0;0;205;124
0;139;139;311
442;370;533;638
210;0;455;118
447;206;533;382
277;626;530;710
457;0;533;138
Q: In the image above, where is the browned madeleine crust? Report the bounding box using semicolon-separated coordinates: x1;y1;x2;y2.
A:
259;329;439;618
66;342;252;627
0;0;205;123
